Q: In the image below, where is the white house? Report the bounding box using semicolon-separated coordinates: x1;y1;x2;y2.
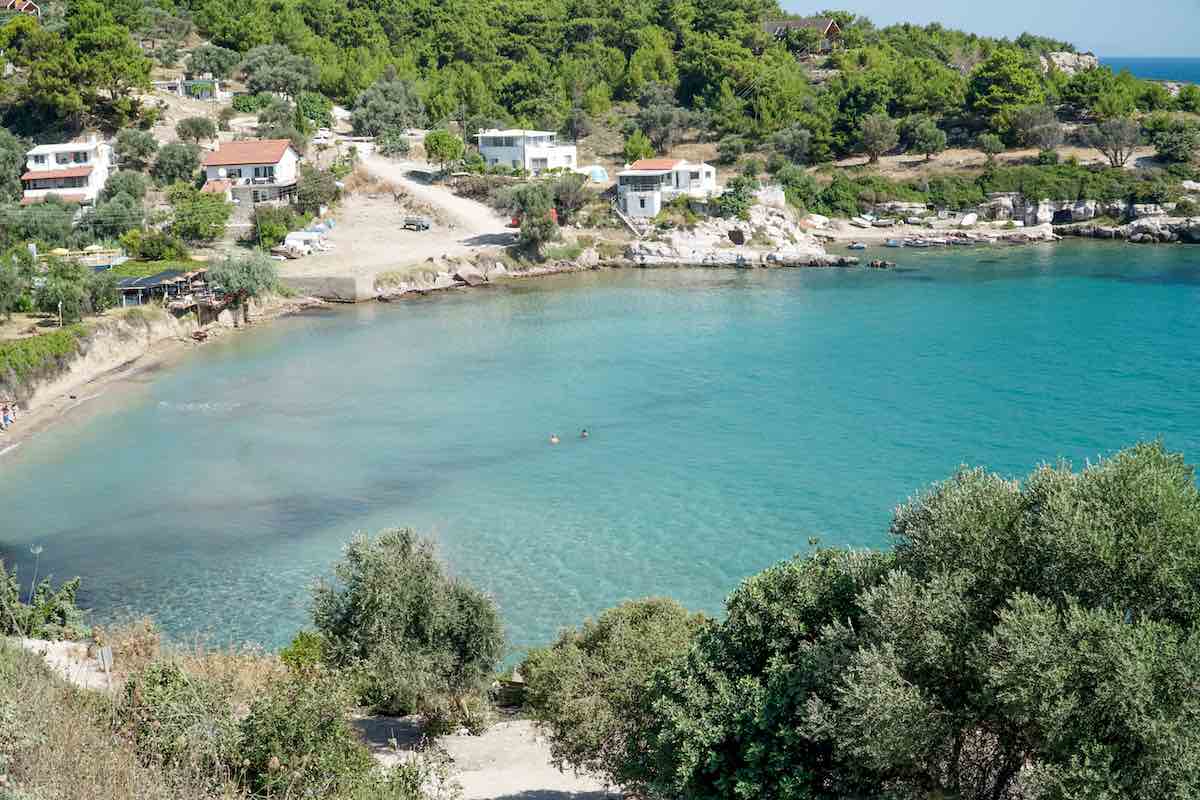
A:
21;137;113;205
475;129;576;174
617;158;718;218
202;139;300;204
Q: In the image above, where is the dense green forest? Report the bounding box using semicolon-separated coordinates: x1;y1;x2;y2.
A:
4;0;1192;153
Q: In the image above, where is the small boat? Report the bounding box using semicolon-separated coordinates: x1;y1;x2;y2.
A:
848;241;868;250
907;239;930;248
885;239;904;248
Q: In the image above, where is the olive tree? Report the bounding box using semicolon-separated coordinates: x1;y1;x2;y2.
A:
1087;116;1140;167
495;183;556;252
423;129;464;173
522;599;704;795
151;142;200;186
115;128;159;171
207;251;277;326
175;116;217;144
186;44;239;79
312;529;505;728
859;113;899;164
1008;104;1064;153
639;442;1200;800
910;118;948;161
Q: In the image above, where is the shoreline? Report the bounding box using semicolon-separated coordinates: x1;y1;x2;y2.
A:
1;236;1181;458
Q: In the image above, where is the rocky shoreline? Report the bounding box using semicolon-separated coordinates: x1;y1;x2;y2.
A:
1056;216;1200;244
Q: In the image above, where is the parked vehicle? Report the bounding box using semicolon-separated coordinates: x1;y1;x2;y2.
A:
403;216;432;231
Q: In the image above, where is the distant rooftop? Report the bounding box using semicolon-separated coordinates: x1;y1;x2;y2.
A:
27;140;103;155
475;129;556;138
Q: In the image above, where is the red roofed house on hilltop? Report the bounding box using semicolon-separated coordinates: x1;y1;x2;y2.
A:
616;158;718;218
202;139;300;205
21;137;112;206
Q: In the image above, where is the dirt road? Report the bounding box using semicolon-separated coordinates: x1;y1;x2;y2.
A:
289;151;514;280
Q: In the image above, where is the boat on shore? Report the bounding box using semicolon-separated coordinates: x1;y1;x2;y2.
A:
885;239;904;248
848;241;868;250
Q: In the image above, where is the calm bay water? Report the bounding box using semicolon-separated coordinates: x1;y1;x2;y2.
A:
1102;56;1200;83
3;242;1200;654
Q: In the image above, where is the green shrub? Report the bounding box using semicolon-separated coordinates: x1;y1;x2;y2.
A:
1175;197;1199;216
251;205;303;248
522;598;705;793
120;229;189;261
0;326;84;388
312;529;505;722
118;660;238;779
0;558;86;640
231;93;273;114
280;630;325;670
237;668;374;796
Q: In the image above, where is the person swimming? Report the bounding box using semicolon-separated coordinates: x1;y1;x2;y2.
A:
549;434;560;444
580;429;589;439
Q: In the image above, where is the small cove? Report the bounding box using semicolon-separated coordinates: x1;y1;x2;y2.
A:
3;241;1200;655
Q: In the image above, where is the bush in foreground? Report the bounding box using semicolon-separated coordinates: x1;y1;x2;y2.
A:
637;442;1200;800
521;598;705;793
313;529;505;725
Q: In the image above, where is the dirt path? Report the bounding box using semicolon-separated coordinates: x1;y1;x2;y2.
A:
290;152;514;280
355;715;619;800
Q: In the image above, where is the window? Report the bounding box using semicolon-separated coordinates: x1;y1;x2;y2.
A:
73;151;89;164
56;153;71;165
31;154;46;165
638;198;645;209
226;168;241;179
690;171;700;180
254;166;276;180
564;154;573;165
531;158;548;170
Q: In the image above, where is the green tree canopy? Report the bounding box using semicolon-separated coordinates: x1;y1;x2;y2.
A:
175;116;217;144
967;48;1046;127
312;528;505;719
167;183;231;243
187;43;240;79
639;442;1200;800
522;598;706;794
151;143;200;186
350;77;425;137
423;129;464;171
115;129;159;172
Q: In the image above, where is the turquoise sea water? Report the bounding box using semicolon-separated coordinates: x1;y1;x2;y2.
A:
3;242;1200;655
1102;57;1200;83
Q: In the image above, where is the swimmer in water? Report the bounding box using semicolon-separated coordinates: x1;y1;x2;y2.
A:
549;434;560;444
580;429;589;439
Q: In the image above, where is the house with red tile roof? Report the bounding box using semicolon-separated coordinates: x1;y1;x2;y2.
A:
202;139;300;204
20;137;112;206
616;158;718;218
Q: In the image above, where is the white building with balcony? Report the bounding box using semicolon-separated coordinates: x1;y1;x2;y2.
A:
475;129;576;174
202;139;300;204
21;137;113;205
617;158;718;218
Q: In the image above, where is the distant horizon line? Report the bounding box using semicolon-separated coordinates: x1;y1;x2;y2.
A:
1098;54;1200;60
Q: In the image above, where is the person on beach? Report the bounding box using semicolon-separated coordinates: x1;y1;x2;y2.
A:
0;405;10;431
549;434;560;444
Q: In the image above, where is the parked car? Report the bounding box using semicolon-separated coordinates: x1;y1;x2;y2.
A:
403;216;432;231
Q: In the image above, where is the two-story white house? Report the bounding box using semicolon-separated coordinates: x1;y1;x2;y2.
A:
616;158;718;218
475;129;576;174
201;139;300;204
21;137;113;205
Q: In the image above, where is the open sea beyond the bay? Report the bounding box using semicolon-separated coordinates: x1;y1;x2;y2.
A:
1101;56;1200;83
3;242;1200;655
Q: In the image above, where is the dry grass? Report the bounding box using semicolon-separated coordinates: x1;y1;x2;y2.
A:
173;639;285;716
0;639;242;800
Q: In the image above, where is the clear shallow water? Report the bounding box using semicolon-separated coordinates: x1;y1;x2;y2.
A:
3;242;1200;655
1101;57;1200;83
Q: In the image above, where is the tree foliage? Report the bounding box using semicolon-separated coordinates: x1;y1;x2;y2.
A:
522;599;705;793
187;43;241;79
350;77;424;137
859;112;899;163
175;116;217;144
1087;117;1140;168
312;529;505;720
151;142;200;186
115;129;159;172
167;183;231;242
632;442;1200;800
423;129;464;171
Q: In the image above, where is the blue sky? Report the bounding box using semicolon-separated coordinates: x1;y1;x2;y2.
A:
782;0;1200;56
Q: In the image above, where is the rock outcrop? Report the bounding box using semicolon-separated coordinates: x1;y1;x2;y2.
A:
1039;51;1100;76
626;204;854;267
1058;216;1200;243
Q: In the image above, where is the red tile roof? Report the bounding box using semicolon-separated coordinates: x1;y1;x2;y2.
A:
628;158;683;171
202;139;293;167
21;193;87;205
21;166;93;181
